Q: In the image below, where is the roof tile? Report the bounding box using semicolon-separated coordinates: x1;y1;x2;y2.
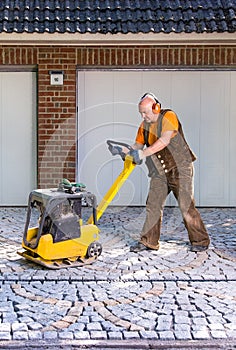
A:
0;0;235;34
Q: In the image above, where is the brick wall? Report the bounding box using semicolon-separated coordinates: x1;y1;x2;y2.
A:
0;45;235;188
77;46;236;66
37;47;77;188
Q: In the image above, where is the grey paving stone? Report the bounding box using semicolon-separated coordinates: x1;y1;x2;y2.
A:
136;319;156;330
204;309;223;316
224;314;236;323
58;331;74;340
28;322;43;330
90;331;108;339
0;332;11;340
43;331;58;339
68;323;85;331
28;330;43;340
76;316;89;323
0;323;11;332
140;330;158;339
101;321;122;331
210;330;228;339
175;330;192;340
86;322;103;331
12;331;29;340
207;316;224;324
158;331;175;340
11;322;28;332
208;323;225;331
74;331;90;339
156;318;173;331
108;331;123;340
192;317;208;325
174;324;191;332
192;329;211;340
122;331;140;339
225;323;236;330
18;316;34;323
174;315;191;324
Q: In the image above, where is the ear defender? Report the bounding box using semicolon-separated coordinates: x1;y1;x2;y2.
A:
152;101;161;114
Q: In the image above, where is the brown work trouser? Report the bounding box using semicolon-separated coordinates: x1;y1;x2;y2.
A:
140;164;210;249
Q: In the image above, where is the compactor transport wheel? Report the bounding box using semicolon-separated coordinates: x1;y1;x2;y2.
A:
87;242;102;258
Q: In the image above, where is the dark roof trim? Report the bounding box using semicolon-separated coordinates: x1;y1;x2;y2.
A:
0;65;37;72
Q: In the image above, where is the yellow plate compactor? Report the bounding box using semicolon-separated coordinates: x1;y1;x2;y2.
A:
18;140;136;269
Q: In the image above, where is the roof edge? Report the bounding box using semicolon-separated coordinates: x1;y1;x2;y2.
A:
0;32;236;46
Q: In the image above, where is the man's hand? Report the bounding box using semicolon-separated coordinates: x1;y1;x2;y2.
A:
108;145;123;156
108;145;127;160
129;149;145;165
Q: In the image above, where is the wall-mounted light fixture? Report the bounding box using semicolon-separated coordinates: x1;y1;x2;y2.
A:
49;70;64;86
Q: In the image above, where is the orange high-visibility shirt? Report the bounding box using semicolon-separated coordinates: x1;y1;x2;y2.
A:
135;110;178;145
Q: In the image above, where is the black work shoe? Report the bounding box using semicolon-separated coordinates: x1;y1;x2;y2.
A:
190;245;208;252
130;242;150;253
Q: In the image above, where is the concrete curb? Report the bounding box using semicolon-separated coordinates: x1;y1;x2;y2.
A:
0;339;236;349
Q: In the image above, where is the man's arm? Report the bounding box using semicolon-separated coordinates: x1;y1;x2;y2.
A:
121;142;144;154
123;130;174;156
142;130;174;157
122;129;174;161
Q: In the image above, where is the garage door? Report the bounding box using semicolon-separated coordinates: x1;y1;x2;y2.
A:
77;70;236;207
0;71;37;205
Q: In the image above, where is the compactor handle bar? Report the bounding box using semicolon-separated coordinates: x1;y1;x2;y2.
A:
106;139;133;151
87;140;136;224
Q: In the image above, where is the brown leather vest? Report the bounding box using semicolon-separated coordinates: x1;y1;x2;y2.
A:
144;109;197;177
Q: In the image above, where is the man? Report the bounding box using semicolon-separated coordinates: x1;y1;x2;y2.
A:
115;92;210;253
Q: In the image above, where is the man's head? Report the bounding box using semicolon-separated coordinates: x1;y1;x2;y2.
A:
138;93;161;123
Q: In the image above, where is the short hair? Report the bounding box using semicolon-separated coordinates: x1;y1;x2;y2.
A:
140;92;161;106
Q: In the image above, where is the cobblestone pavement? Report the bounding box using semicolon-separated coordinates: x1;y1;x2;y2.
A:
0;206;236;349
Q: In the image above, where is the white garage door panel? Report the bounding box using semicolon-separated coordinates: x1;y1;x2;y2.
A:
200;73;230;206
78;71;148;206
230;72;236;205
0;72;36;205
142;71;172;107
171;73;201;205
78;70;235;207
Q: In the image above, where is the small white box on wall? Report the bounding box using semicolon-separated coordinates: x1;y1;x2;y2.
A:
49;71;64;85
